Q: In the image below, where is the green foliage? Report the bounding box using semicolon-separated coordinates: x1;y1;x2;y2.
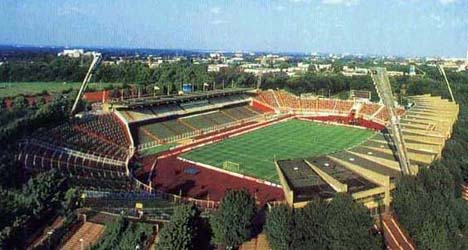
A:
293;199;329;249
393;165;468;249
324;194;379;249
60;188;81;215
210;189;256;248
0;56;89;82
157;204;207;250
92;216;153;250
0;170;73;248
264;205;295;250
265;194;380;250
0;93;72;188
261;72;376;100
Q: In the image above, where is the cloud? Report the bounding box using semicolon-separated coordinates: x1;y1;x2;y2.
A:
321;0;359;6
210;7;221;14
439;0;457;4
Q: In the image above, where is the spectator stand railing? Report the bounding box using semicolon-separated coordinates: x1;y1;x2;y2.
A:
21;138;126;167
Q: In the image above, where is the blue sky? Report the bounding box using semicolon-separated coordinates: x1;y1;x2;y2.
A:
1;0;467;57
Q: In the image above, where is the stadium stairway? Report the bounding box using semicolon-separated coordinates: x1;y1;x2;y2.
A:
380;213;416;250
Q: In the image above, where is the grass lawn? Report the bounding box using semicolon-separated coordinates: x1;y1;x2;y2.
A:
180;119;375;184
0;82;122;98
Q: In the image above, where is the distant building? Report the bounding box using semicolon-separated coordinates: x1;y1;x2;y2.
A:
243;68;281;76
58;49;85;58
341;66;368;77
209;53;222;59
226;57;244;64
387;71;404;77
207;64;229;72
409;65;416;76
240;63;262;69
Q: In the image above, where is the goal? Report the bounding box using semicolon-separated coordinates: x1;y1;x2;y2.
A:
222;161;241;173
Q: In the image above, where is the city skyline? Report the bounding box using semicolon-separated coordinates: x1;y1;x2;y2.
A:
1;0;467;57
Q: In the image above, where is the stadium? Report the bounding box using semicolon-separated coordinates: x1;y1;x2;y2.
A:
17;69;458;219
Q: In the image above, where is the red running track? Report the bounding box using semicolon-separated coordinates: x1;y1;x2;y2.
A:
151;155;284;204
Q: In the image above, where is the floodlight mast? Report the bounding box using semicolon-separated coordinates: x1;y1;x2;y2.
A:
70;52;102;116
437;64;456;103
369;67;412;175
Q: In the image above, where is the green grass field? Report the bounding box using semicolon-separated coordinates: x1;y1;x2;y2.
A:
180;119;375;184
0;82;122;98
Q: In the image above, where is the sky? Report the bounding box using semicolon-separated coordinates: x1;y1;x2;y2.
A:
1;0;467;57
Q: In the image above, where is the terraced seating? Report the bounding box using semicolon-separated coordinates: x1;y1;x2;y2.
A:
18;140;128;178
222;106;258;120
359;103;381;117
318;99;335;110
205;111;236;124
32;115;130;161
300;98;318;110
140;122;176;140
75;114;130;146
276;90;301;108
164;120;194;134
136;105;264;145
257;90;279;108
335;100;354;113
182;115;217;129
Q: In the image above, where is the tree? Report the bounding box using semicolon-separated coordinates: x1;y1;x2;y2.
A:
294;199;330;249
210;189;256;249
264;204;295;250
393;163;468;249
157;204;204;250
324;193;379;250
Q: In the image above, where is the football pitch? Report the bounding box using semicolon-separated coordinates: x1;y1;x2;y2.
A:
180;119;375;184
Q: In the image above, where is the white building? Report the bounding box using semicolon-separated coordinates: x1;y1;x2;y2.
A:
208;64;229;72
58;49;84;58
341;66;368;76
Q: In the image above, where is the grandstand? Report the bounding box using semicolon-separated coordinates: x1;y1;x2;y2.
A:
135;105;261;146
253;89;402;124
17;113;133;191
15;87;458;215
120;89;270;150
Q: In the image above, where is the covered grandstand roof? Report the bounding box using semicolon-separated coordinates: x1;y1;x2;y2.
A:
277;159;335;202
306;156;377;193
109;88;254;108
